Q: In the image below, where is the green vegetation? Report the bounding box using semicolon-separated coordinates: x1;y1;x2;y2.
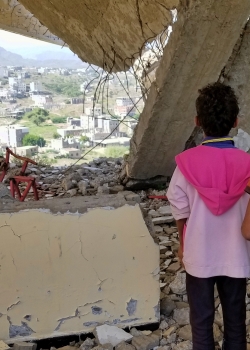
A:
22;134;46;147
104;146;129;158
25;108;49;126
51;116;67;124
43;76;82;97
53;132;61;139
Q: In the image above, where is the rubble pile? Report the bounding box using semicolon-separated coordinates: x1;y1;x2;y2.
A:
4;157;125;200
3;158;250;349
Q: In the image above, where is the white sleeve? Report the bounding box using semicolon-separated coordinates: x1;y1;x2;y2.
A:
167;166;190;220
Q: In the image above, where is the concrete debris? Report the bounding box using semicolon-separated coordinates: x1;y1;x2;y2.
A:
131;334;160;350
80;339;96;350
115;342;136;350
0;342;10;350
94;325;133;347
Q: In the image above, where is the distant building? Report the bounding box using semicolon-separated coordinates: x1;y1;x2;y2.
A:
71;97;84;104
15;145;38;157
32;95;53;107
30;81;43;92
57;126;84;138
93;137;130;147
0;125;29;147
0;67;9;78
38;68;49;75
85;105;102;117
80;114;95;131
116;97;134;106
114;105;135;117
67;117;81;127
51;137;81;151
18;72;29;79
61;148;81;159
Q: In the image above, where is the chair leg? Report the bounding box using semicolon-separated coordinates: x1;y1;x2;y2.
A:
32;181;39;201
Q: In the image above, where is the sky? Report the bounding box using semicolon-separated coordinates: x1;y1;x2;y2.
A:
0;29;74;58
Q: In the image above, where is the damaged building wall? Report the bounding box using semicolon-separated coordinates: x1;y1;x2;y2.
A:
0;0;64;46
0;196;159;342
17;0;176;71
127;0;250;179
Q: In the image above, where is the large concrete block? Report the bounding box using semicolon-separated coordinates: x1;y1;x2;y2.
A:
0;196;159;341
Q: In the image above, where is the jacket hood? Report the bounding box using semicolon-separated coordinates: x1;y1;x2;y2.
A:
176;146;250;216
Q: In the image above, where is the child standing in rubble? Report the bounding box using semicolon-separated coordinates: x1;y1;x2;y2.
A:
167;82;250;350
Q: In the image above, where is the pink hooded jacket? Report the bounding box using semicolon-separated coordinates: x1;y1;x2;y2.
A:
167;145;250;278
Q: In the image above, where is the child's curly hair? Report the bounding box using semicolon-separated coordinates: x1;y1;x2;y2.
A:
196;82;239;137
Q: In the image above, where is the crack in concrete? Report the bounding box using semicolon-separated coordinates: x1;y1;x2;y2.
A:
136;0;145;38
0;221;21;240
7;300;20;311
78;232;89;261
55;307;80;331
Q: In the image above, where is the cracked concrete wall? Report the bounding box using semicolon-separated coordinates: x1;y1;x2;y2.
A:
0;197;159;341
127;0;250;179
17;0;177;71
0;0;64;46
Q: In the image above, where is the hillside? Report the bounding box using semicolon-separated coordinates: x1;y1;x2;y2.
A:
0;46;86;69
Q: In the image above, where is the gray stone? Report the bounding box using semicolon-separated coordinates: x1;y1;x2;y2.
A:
173;308;190;326
130;328;143;337
160;297;176;316
94;325;133;347
109;185;124;194
125;193;141;203
80;338;95;350
115;342;136;350
78;180;88;195
131;334;160;350
62;178;75;191
158;206;172;216
169;272;186;295
178;325;192;341
152;216;175;225
67;188;78;197
172;341;192;350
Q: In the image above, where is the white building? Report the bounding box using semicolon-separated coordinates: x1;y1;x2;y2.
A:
30;81;43;92
38;68;49;75
85;105;102;117
51;137;81;151
0;67;9;78
15;145;38;157
57;126;84;138
0;125;29;147
61;148;81;159
32;95;53;107
116;97;134;107
80;114;95;131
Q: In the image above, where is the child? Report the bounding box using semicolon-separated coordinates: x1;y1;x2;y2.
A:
167;82;250;350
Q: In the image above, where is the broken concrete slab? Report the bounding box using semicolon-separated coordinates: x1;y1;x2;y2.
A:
0;202;159;341
94;325;133;347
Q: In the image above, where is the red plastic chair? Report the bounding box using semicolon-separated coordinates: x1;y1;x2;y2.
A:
0;147;39;201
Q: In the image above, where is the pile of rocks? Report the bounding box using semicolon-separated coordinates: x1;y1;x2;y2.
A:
3;157;125;200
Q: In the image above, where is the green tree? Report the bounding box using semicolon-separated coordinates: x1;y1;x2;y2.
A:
80;135;90;143
22;134;46;147
53;132;61;139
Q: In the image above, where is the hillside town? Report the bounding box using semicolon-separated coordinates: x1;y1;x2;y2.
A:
0;64;143;164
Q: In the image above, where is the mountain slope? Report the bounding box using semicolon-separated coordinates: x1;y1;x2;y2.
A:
0;46;85;69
